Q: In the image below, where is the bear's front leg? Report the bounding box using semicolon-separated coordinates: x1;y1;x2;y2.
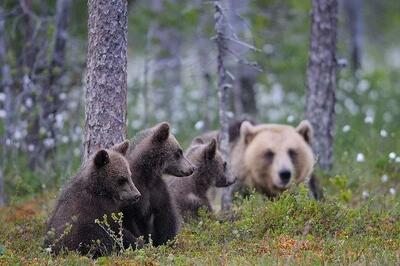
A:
150;183;179;246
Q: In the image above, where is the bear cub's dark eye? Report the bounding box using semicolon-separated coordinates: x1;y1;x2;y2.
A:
288;149;297;161
175;149;183;159
118;177;128;186
264;150;275;160
223;162;227;171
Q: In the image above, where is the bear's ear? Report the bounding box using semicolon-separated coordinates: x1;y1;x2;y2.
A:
204;138;217;161
296;120;313;145
152;122;170;143
240;121;256;144
192;137;204;145
93;149;110;168
111;140;129;155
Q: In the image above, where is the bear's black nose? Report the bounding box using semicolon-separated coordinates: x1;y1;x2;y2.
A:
279;170;292;184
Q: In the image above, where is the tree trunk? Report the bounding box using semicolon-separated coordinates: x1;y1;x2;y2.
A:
40;0;72;158
0;7;7;206
84;0;128;160
344;0;363;72
305;0;338;171
227;0;258;118
214;1;235;211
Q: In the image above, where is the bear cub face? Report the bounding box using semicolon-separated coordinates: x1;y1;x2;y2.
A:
94;141;141;205
240;120;314;196
189;138;232;187
151;122;196;177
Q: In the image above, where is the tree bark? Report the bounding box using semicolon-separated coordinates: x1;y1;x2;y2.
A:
40;0;72;158
227;0;258;118
84;0;128;160
305;0;338;171
214;1;235;211
344;0;363;72
0;6;7;206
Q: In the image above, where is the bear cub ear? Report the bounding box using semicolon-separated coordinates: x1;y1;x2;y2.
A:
192;137;204;145
153;122;170;143
296;120;313;145
240;121;256;144
111;140;129;155
204;138;217;161
94;149;110;168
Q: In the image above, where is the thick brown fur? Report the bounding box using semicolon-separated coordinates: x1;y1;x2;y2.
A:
121;122;195;246
200;119;322;201
167;138;232;220
44;141;141;258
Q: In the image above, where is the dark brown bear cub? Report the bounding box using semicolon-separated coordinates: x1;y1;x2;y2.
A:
167;138;232;220
122;122;195;246
44;141;141;258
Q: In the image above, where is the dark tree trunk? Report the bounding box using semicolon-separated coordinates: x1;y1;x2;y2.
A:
344;0;363;72
84;0;128;160
234;64;257;117
0;6;7;206
40;0;72;158
306;0;338;171
151;1;182;124
227;0;258;118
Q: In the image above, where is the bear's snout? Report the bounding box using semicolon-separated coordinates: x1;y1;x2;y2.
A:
279;169;292;185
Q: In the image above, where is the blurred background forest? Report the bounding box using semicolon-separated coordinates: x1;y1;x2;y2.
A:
0;0;400;206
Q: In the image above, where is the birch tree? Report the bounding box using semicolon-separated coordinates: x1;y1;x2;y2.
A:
305;0;338;171
84;0;128;159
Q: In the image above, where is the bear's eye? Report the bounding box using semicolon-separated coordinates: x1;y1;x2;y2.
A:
288;149;298;161
264;150;275;161
174;149;183;159
118;177;128;186
223;162;227;171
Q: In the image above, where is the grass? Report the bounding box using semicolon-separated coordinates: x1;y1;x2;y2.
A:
0;181;399;265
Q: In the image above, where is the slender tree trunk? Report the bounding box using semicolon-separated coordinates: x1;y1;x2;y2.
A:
227;0;257;118
84;0;128;160
0;7;7;206
305;0;338;171
344;0;363;72
214;1;235;211
196;12;213;131
40;0;72;158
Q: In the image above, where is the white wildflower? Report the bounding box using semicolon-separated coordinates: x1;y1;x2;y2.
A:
44;138;55;148
286;115;295;123
61;136;69;144
25;98;33;108
381;174;388;183
395;157;400;163
362;190;369;200
380;129;388;138
59;92;67;100
0;109;6;119
389;188;396;196
0;92;6;101
342;125;351;133
356;153;365;162
364;116;374;124
194;120;205;131
389;152;396;160
28;144;35;152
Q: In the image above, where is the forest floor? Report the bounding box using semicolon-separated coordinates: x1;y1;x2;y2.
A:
0;178;399;265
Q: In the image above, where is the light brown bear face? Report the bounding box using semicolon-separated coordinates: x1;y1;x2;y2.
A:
240;121;314;197
91;141;141;205
150;123;196;177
